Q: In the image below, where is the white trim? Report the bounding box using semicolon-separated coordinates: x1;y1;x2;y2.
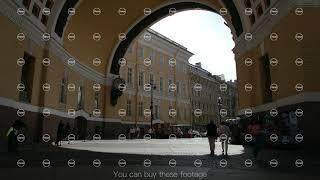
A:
237;92;320;115
0;97;129;123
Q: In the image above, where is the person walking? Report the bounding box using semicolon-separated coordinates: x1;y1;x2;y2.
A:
55;121;64;146
136;126;140;139
129;126;135;139
218;122;231;156
206;121;217;156
6;121;20;152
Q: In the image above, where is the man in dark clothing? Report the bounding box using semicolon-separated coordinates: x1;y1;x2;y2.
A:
207;121;217;156
56;121;64;146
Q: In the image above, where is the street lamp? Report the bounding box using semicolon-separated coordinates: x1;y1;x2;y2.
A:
150;82;156;129
217;97;223;124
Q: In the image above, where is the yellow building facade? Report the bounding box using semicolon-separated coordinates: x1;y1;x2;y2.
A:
0;0;319;145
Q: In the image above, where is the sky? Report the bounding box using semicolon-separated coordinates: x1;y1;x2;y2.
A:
150;10;236;81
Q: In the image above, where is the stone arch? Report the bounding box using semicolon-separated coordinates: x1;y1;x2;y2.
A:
107;0;244;76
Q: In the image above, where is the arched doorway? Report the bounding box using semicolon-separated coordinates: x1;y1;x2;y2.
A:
75;116;87;140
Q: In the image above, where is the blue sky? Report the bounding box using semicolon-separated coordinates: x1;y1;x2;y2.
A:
150;10;236;81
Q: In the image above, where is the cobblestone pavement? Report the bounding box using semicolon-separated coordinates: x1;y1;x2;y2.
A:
0;138;319;180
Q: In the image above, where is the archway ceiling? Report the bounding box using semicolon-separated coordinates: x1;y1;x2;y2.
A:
62;0;240;76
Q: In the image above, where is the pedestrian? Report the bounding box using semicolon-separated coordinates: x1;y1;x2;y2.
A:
253;126;265;159
218;122;231;156
136;126;140;139
64;122;71;140
55;121;64;146
129;126;135;139
6;121;20;152
206;121;217;156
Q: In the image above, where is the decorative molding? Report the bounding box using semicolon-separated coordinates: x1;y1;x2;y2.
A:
232;0;316;57
237;92;320;115
0;0;107;85
0;97;128;123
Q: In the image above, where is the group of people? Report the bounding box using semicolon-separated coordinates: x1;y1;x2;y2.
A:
207;121;231;157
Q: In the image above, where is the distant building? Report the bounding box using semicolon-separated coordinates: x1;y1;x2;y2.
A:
188;63;238;128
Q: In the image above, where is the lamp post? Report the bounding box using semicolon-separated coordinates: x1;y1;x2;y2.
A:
217;97;222;124
150;82;156;129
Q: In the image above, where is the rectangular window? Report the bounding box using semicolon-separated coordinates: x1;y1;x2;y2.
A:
23;0;31;9
264;0;271;7
256;4;263;18
127;45;132;54
59;78;67;103
138;46;144;58
149;74;154;85
260;54;272;103
159;77;164;92
176;82;180;95
154;105;159;119
45;0;54;9
138;71;144;87
159;55;164;65
19;52;35;103
77;86;84;109
168;79;173;93
127;100;132;116
41;15;49;25
127;67;132;86
138;102;143;117
150;50;155;61
32;3;40;18
94;92;100;109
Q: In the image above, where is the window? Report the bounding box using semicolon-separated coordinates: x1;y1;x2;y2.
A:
149;74;154;84
245;0;252;8
45;0;54;9
127;45;132;54
249;14;256;25
23;0;31;9
138;102;143;117
159;55;164;65
182;83;186;96
41;15;49;25
19;52;35;103
94;92;100;109
260;54;272;103
138;46;144;58
154;105;159;119
77;86;84;109
138;71;144;87
264;0;271;8
32;3;41;18
159;77;164;92
150;50;155;61
127;100;132;116
127;67;132;86
256;4;263;18
59;77;67;103
176;82;180;95
168;79;173;92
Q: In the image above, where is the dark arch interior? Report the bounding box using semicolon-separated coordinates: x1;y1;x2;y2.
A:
55;0;79;37
110;1;243;75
